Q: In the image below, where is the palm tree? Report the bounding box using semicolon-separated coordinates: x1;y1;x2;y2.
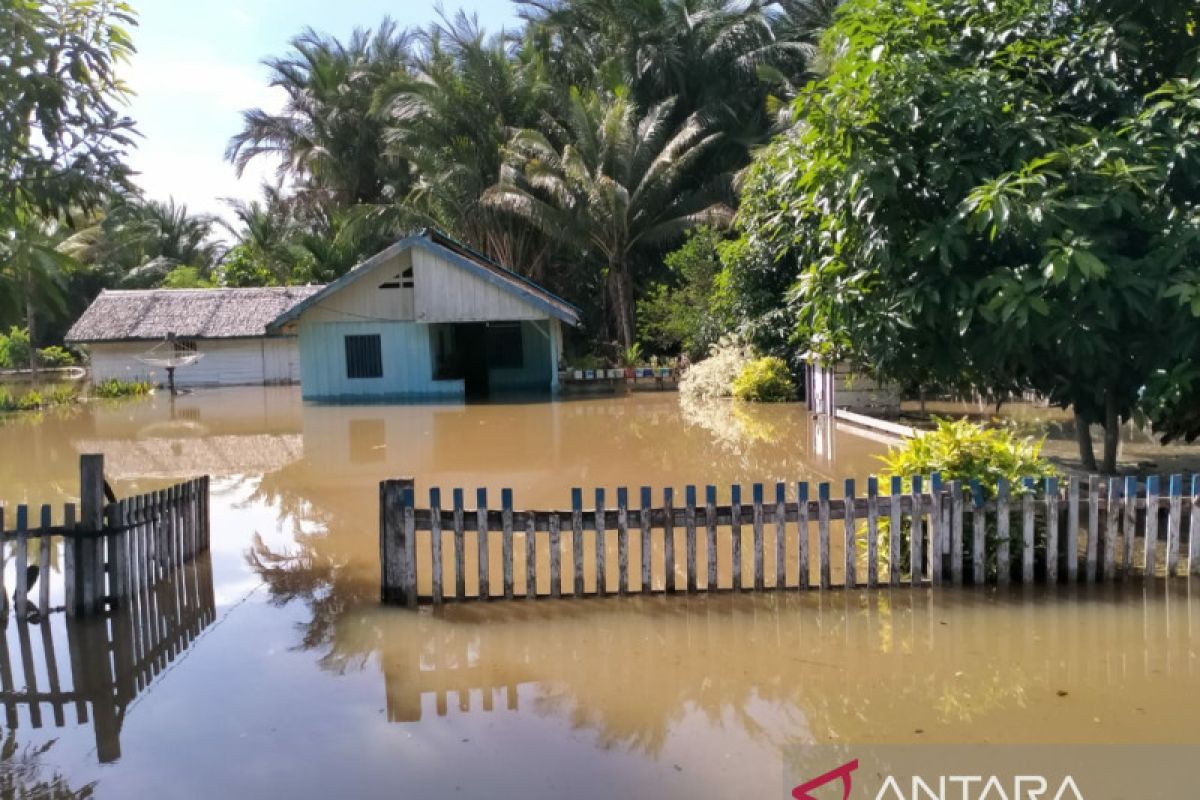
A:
226;19;414;211
373;12;559;279
486;89;733;347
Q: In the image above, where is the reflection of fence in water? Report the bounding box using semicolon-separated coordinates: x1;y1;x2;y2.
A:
381;587;1198;725
0;552;216;762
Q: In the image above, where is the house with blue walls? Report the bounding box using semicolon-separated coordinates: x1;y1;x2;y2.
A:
268;230;581;402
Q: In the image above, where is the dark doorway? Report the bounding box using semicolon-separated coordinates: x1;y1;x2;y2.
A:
454;323;490;399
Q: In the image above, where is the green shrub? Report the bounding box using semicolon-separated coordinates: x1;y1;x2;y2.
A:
732;356;795;402
45;385;78;405
36;346;77;368
679;337;755;401
870;418;1061;580
0;327;31;369
91;378;153;398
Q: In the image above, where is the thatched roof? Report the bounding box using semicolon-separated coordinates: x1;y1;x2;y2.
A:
66;286;324;343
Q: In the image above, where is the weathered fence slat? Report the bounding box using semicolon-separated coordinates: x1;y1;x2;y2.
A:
594;488;606;596
752;484;765;591
1190;475;1200;576
685;486;698;593
526;505;537;599
817;483;831;590
453;489;466;601
548;513;561;599
501;489;514;601
617;488;629;596
1103;478;1120;581
38;505;51;611
889;477;901;586
1124;476;1138;578
1086;477;1100;584
866;477;879;589
911;476;924;586
15;506;29;618
664;487;676;593
705;486;718;591
571;489;584;597
971;481;986;584
798;482;810;590
1066;478;1080;583
949;480;964;586
774;483;787;591
476;489;489;600
843;479;857;589
1022;478;1036;584
640;487;652;592
1145;476;1160;578
929;473;943;586
1167;474;1182;577
1045;478;1059;585
430;488;443;605
996;479;1010;586
731;485;743;591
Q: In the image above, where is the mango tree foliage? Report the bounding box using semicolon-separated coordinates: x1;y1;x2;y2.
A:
726;0;1200;471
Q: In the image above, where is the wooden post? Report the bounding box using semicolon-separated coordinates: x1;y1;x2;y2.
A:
453;489;466;600
995;478;1010;586
1167;474;1182;577
430;488;443;605
617;488;629;596
866;477;879;588
705;486;718;590
731;485;743;590
1145;476;1159;578
1022;478;1035;584
685;486;698;593
798;482;810;590
971;480;987;584
843;479;857;588
380;481;399;603
911;476;925;586
817;482;831;589
476;488;489;600
38;505;51;611
594;488;607;595
402;481;417;606
752;483;765;591
78;454;106;616
889;477;902;586
1045;478;1059;585
501;489;514;601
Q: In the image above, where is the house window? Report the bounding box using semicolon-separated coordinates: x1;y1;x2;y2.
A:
345;334;383;379
379;266;414;290
486;322;524;369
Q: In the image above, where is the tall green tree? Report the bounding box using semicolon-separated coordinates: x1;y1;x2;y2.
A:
726;0;1200;472
487;88;733;346
226;19;414;211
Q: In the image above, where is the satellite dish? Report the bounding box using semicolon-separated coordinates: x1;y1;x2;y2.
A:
135;334;204;395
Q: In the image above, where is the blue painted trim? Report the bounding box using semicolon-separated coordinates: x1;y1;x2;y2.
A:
266;233;582;331
686;485;697;506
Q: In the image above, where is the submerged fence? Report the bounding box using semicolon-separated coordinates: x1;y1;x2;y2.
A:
0;552;215;762
381;474;1200;605
0;454;210;617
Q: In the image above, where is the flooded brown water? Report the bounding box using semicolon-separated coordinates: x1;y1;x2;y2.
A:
0;388;1198;798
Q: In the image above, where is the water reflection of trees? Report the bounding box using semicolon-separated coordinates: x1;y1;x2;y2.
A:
0;732;95;799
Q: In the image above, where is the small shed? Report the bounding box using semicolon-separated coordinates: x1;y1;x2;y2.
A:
66;286;322;387
268;230;581;401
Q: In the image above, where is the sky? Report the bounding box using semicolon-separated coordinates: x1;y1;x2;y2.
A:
123;1;521;222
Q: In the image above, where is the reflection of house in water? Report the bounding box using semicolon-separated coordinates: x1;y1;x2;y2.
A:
0;554;216;763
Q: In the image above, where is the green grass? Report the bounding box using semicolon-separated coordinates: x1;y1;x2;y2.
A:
91;378;153;399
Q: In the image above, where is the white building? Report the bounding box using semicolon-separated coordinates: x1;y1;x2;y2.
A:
66;286;322;387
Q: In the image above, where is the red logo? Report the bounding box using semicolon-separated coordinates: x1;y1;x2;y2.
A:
792;759;859;800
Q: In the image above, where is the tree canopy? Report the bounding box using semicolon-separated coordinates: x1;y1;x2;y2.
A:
725;0;1200;470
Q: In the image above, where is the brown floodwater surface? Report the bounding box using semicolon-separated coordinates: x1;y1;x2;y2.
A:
0;387;1198;799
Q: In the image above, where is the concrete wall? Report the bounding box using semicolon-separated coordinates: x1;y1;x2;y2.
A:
86;338;300;387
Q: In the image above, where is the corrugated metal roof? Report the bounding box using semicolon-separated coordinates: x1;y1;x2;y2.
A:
65;286;324;343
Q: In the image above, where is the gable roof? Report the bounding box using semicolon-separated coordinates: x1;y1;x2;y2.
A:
65;285;325;344
267;229;582;330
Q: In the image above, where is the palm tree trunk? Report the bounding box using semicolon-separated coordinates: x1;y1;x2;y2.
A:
610;262;635;349
24;271;38;380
